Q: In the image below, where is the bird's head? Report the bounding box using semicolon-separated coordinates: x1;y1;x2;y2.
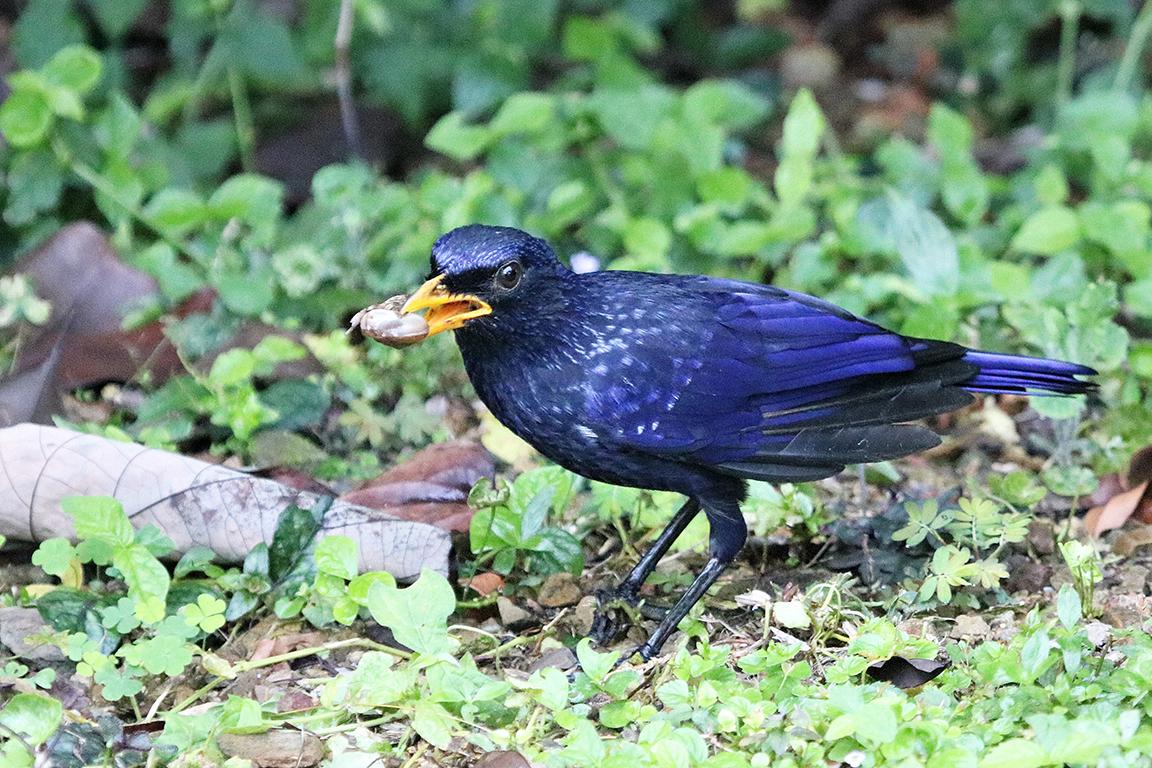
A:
401;225;572;339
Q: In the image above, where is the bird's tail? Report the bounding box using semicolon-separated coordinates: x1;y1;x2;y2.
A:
960;351;1097;396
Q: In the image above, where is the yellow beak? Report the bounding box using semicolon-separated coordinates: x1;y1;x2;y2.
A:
401;274;492;337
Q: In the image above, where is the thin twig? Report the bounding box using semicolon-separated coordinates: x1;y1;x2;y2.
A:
1057;1;1081;105
1116;0;1152;93
335;0;364;159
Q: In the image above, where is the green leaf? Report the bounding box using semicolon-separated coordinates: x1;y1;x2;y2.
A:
11;0;85;69
530;528;585;576
683;79;771;130
1056;584;1082;629
113;544;171;616
94;665;144;701
698;167;754;208
0;88;53;147
1041;465;1097;497
31;538;77;578
208;349;256;387
490;92;555;135
215;267;277;317
347;571;396;606
1011;206;1081;254
519;487;553;542
1080;200;1151;277
425;112;492;162
4;149;63;226
411;701;454;749
771;600;811;629
101;597;141;633
509;466;576;518
589;86;677;150
774;89;824;207
0;693;63;745
269;503;323;582
207;174;284;245
928;103;974;161
144;189;207;236
575;638;619;682
42;44;102;94
221;9;308;86
779;88;824;159
884;192;960;296
1033;164;1069;206
623;217;672;262
89;0;148;38
35;588;99;632
121;633;195;676
314;536;358;581
63;496;134;546
980;738;1047;768
366;568;457;656
180;594;227;633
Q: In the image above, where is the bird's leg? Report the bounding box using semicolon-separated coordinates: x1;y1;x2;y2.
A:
590;498;701;645
627;498;747;662
631;556;729;662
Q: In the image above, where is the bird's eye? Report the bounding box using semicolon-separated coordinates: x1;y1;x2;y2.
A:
495;261;523;291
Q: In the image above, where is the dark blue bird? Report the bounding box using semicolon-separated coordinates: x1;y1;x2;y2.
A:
400;224;1096;660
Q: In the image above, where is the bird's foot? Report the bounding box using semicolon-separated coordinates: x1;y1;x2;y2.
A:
611;642;658;670
589;586;667;647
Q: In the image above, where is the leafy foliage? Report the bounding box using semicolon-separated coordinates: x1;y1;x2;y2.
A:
3;1;1152;764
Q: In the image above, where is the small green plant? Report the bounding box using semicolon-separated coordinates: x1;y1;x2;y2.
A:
1059;539;1103;616
468;466;584;580
893;495;1029;607
744;481;828;537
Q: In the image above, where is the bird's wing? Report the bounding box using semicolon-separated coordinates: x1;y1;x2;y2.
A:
584;280;975;482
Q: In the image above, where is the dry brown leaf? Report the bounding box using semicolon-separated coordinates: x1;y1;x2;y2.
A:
0;423;450;579
8;223;184;398
1085;481;1151;538
1083;444;1152;539
474;752;532;768
1111;525;1152;558
2;224;322;428
342;441;494;532
1128;444;1152;487
464;572;505;596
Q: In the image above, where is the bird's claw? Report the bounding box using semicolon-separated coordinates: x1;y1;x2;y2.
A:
589;587;669;647
613;643;657;669
589;586;640;647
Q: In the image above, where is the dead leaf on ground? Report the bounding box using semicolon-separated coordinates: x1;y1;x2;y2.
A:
2;223;322;427
464;572;505;596
866;656;948;689
249;632;329;662
0;423;450;579
1086;481;1152;538
475;751;532;768
1;223;183;425
217;729;325;768
342;441;494;532
1111;526;1152;558
1085;445;1152;538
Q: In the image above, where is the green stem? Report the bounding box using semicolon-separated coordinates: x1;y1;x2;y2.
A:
55;140;203;263
1057;1;1081;105
1116;0;1152;92
166;638;409;714
227;64;256;171
231;637;410;674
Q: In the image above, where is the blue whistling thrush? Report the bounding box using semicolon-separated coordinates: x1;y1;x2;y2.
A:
397;224;1096;661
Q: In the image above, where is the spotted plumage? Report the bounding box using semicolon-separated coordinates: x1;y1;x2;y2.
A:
408;224;1096;660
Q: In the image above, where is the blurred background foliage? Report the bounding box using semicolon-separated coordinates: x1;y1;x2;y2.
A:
0;0;1148;474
